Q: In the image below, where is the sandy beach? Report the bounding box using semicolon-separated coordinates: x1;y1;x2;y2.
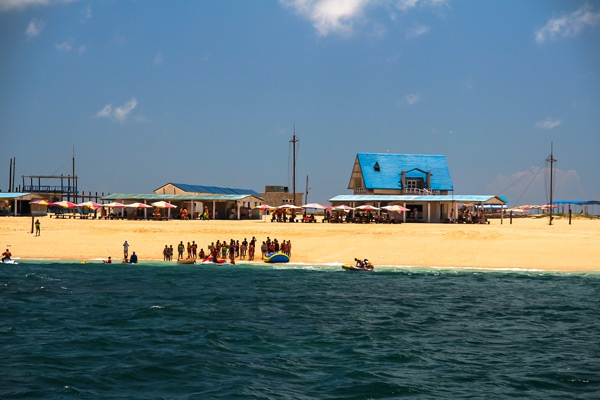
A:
1;215;598;272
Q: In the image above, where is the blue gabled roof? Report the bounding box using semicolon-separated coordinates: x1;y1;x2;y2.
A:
168;183;262;198
357;153;453;191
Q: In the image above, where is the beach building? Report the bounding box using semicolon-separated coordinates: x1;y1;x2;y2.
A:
329;152;507;223
101;183;263;220
262;185;303;207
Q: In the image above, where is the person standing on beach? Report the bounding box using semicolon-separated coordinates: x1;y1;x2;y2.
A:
123;241;129;259
177;241;185;260
163;245;168;261
35;219;41;236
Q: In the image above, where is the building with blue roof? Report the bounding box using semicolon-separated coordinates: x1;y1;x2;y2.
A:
349;153;453;195
155;183;262;198
334;153;507;223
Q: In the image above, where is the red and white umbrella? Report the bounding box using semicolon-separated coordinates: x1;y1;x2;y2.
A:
30;199;55;206
331;205;354;212
278;204;302;210
151;201;177;209
77;201;102;210
125;202;152;209
103;202;126;208
54;200;78;209
355;204;380;211
253;204;275;211
382;205;410;213
301;203;327;209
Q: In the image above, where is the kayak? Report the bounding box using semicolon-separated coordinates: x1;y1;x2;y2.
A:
177;259;196;265
264;252;290;263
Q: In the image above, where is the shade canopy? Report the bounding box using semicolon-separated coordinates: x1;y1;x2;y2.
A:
355;204;380;211
125;202;152;209
382;205;410;212
253;204;275;210
78;201;102;210
151;201;177;209
30;200;55;206
103;202;126;208
54;200;78;209
301;203;327;209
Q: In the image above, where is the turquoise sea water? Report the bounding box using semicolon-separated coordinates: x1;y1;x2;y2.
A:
2;261;599;399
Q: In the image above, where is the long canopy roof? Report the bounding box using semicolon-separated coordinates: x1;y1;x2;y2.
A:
330;194;507;204
103;193;260;202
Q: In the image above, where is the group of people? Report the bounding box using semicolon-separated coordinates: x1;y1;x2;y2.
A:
271;208;298;222
106;240;138;264
160;236;292;263
449;207;488;224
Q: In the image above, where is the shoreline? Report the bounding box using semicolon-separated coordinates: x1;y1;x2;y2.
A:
7;257;600;276
2;215;599;273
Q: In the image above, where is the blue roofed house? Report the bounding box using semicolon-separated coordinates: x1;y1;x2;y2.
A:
348;153;453;195
330;153;507;223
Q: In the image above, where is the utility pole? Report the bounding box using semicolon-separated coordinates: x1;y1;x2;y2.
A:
290;126;299;206
305;175;310;204
547;142;556;226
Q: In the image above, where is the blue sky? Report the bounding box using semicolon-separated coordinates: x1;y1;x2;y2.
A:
1;0;599;206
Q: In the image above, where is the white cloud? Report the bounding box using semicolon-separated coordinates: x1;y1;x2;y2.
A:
405;92;420;105
81;4;91;22
395;0;419;12
281;0;370;37
95;98;138;122
405;23;430;38
77;44;88;55
535;118;562;129
96;104;112;118
280;0;447;37
535;4;600;44
1;0;78;13
153;52;164;64
25;18;45;38
114;98;138;122
55;40;73;52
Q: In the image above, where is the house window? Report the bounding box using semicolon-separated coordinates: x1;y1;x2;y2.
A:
405;179;423;190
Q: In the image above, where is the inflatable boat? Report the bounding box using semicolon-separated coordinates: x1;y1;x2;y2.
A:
201;257;229;265
264;252;290;263
176;259;196;265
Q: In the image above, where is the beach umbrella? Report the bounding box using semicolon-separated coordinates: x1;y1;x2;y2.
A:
103;202;126;208
331;205;354;212
125;202;152;209
382;205;410;212
151;201;177;209
278;204;302;209
77;201;102;210
355;204;380;211
253;204;275;210
30;200;55;206
54;200;78;209
301;203;327;209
